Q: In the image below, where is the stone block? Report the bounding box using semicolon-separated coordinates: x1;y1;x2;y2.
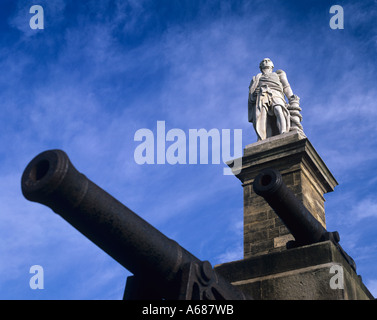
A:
215;241;374;300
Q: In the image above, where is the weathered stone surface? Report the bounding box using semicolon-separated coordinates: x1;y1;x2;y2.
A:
215;241;374;300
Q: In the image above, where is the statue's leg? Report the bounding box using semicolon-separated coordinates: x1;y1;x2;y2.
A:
257;107;267;140
273;105;287;134
266;118;273;138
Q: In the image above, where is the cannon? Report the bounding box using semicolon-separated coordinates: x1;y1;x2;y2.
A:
253;168;356;272
21;149;248;300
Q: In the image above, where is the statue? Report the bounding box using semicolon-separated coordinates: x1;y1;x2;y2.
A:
248;58;303;141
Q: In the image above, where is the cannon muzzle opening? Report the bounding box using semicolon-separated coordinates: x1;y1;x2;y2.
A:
253;167;283;197
22;149;70;204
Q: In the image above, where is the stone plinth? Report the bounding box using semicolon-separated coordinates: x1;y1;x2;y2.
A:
215;241;374;300
231;129;338;258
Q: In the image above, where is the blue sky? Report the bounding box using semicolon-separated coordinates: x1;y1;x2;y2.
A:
1;0;376;299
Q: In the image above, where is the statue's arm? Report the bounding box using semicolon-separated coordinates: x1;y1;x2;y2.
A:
276;69;303;130
276;69;294;99
248;78;255;97
248;78;255;123
248;76;259;103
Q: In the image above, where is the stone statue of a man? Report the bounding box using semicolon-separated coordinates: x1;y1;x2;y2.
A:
248;58;303;141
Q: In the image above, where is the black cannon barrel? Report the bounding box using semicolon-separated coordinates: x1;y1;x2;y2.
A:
252;168;336;246
21;149;200;288
252;168;357;272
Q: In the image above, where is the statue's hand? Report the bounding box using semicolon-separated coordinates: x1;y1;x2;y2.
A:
288;94;300;106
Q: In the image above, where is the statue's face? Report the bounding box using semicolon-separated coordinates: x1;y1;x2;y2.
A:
259;58;274;71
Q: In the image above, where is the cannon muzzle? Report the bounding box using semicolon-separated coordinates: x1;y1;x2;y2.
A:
253;168;356;271
21;149;247;300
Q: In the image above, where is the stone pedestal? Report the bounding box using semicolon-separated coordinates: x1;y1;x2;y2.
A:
215;241;374;300
233;129;338;258
218;129;374;300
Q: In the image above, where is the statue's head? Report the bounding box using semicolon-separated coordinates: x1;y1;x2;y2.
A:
259;58;274;71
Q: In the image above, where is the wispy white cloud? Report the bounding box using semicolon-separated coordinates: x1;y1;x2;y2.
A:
352;198;377;221
215;243;243;265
